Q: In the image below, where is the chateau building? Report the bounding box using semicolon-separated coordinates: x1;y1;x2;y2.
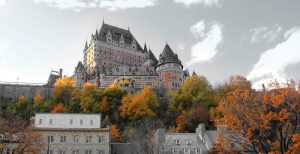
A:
73;22;189;90
33;113;110;154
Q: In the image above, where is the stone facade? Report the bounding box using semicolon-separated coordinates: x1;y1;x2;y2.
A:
33;113;110;154
73;22;189;90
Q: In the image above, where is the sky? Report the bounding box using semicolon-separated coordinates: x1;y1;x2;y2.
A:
1;0;300;88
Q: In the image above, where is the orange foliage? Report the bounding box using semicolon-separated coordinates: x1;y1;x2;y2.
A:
111;124;122;141
99;97;109;113
215;80;300;153
51;103;68;113
175;114;187;132
33;91;42;104
120;86;159;120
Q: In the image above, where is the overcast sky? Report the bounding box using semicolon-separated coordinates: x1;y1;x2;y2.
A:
1;0;300;88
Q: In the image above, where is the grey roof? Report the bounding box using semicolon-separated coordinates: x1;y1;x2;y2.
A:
84;40;88;51
192;71;197;76
96;23;144;52
183;69;190;77
75;61;86;73
206;130;218;145
46;71;60;87
111;143;137;154
157;44;182;67
148;49;158;64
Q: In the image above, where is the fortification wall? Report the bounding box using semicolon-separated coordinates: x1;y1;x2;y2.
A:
0;83;53;101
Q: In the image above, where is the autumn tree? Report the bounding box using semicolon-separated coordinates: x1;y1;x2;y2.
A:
168;76;216;131
111;124;122;142
17;126;45;154
51;103;68;113
52;77;76;105
80;82;101;113
33;91;42;104
216;80;300;153
102;85;127;123
120;86;159;120
99;96;109;113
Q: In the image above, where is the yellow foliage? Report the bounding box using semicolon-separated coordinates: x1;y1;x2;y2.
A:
83;82;94;91
33;91;42;104
54;77;75;87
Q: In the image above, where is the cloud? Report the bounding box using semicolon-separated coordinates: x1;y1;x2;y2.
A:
33;0;157;11
187;20;223;66
248;24;282;44
99;0;157;11
0;0;7;7
247;28;300;89
174;0;222;7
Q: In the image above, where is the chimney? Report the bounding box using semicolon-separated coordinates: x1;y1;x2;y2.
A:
196;123;206;140
59;68;63;78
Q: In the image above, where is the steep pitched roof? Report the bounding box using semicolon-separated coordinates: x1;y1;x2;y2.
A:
183;69;190;77
96;23;144;52
157;43;182;67
148;49;158;64
75;61;86;73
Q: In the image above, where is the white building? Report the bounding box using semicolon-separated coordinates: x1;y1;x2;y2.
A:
33;113;110;154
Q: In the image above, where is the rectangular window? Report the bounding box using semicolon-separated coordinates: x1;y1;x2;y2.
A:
98;150;104;154
73;135;79;143
90;120;93;125
39;119;42;124
98;136;104;143
80;119;83;125
85;136;92;143
70;119;73;125
175;139;180;144
48;136;54;143
72;150;80;154
49;119;53;125
60;136;66;143
59;150;66;154
85;150;92;154
172;148;178;154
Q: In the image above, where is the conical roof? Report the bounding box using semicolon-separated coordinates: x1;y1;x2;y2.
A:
157;44;182;67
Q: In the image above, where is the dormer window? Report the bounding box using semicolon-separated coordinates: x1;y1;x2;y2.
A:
172;148;179;154
186;139;192;145
175;139;180;145
184;148;190;154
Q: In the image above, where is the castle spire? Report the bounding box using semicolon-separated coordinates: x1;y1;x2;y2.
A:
143;43;147;52
84;40;88;51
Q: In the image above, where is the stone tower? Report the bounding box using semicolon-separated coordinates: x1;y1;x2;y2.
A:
155;43;183;90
